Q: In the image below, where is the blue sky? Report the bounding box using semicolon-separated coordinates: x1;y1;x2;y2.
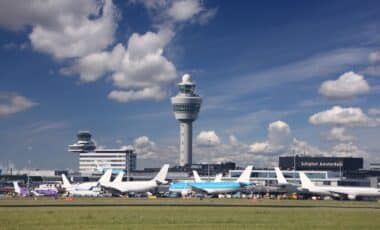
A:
0;0;380;170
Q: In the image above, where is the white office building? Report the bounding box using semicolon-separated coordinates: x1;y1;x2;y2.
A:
68;131;136;175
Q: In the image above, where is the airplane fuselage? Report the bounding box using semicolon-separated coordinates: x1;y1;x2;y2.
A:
110;180;158;193
170;181;247;194
306;185;380;199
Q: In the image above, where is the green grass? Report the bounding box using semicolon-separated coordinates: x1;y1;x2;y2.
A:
0;198;380;230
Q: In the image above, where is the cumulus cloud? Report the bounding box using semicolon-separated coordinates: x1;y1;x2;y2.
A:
1;0;217;103
249;141;272;154
133;136;157;159
249;121;292;154
319;71;370;100
0;0;119;59
196;130;221;147
309;106;378;127
290;138;327;156
0;93;37;117
66;28;177;102
324;127;355;142
330;142;368;158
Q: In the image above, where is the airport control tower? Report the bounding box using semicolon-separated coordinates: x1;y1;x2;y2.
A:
171;74;202;167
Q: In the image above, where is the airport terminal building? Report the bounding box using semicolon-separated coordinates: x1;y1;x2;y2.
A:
279;156;363;171
68;131;137;175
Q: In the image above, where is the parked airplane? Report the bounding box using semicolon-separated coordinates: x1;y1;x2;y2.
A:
32;184;59;196
61;170;112;191
299;172;380;200
12;182;29;197
170;166;253;195
61;171;112;197
13;182;58;197
102;164;169;195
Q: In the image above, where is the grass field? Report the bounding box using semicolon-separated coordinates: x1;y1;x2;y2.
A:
1;198;380;230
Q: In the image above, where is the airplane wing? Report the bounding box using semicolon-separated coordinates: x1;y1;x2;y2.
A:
100;185;125;196
188;184;209;194
325;190;349;199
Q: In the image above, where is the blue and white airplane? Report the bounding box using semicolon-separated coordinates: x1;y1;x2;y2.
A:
170;165;253;195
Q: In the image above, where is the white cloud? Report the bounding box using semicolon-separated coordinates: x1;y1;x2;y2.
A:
167;0;202;22
319;71;370;100
196;130;221;147
309;106;378;127
0;0;119;59
1;0;216;104
132;0;216;25
330;142;368;158
249;120;292;154
369;51;380;63
290;138;326;156
67;28;177;102
108;87;166;102
0;93;37;117
324;127;355;142
249;141;272;153
133;136;157;159
268;121;292;146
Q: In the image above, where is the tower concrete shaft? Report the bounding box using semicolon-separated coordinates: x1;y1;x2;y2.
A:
179;121;192;166
171;74;202;167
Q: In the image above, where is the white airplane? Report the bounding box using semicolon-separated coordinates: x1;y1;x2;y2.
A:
299;172;380;200
103;164;169;195
61;170;112;197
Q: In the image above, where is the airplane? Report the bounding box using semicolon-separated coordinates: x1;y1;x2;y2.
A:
61;170;112;191
13;182;59;197
169;165;253;195
31;184;59;196
61;171;112;197
299;172;380;200
170;171;224;196
102;164;169;195
12;182;29;197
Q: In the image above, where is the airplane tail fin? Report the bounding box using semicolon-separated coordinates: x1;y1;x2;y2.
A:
237;165;253;184
299;172;315;189
113;171;124;183
153;164;169;184
61;174;72;189
13;181;21;194
214;173;223;182
98;169;113;186
274;167;288;184
193;170;202;182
